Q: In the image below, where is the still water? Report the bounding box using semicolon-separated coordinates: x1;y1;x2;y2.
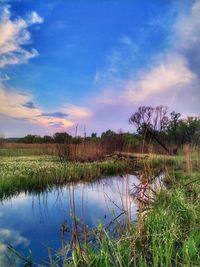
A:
0;174;141;265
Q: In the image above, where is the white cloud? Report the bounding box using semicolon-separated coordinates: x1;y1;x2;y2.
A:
0;226;29;266
0;84;41;119
62;104;93;119
0;5;43;68
0;73;10;81
28;11;44;24
0;83;93;131
119;35;134;48
173;0;200;51
0;228;29;246
122;53;196;103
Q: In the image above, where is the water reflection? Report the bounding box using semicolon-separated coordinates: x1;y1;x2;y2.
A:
0;174;141;265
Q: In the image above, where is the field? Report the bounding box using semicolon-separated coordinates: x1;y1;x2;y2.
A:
0;144;200;266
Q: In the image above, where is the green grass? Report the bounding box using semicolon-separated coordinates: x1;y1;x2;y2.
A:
0;147;51;157
140;186;199;266
0;155;129;199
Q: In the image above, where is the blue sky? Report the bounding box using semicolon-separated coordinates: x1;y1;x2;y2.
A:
0;0;200;137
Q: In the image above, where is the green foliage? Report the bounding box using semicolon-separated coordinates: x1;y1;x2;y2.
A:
101;130;116;139
168;116;200;146
18;134;44;144
53;132;72;144
122;133;140;146
91;132;97;138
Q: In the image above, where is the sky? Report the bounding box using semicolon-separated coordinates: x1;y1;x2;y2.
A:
0;0;200;137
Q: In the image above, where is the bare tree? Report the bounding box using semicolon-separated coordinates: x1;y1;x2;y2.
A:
129;106;171;154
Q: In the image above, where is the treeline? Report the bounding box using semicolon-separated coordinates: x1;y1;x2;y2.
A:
12;130;141;147
1;106;200;154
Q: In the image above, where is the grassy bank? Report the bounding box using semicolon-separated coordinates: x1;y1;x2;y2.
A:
77;172;200;267
0;155;129;199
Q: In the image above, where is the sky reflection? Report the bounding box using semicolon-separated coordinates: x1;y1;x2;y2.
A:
0;174;140;265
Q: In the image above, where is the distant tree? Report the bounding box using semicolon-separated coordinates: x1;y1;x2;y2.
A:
53;132;72;144
178;117;200;145
33;135;43;143
165;115;200;147
101;130;116;139
0;133;5;147
20;134;36;144
43;135;53;143
122;133;140;146
101;130;125;152
72;136;82;144
91;132;97;138
167;111;181;145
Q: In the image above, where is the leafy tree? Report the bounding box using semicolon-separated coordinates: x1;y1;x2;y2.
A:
178;117;200;145
53;132;72;144
122;133;140;146
43;135;53;143
91;132;97;138
20;135;36;144
167;111;181;145
33;135;43;143
101;130;116;139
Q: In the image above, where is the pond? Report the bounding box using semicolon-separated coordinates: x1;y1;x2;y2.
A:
0;174;156;266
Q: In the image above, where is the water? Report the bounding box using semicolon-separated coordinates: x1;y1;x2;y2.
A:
0;174;143;266
0;173;164;265
0;173;164;267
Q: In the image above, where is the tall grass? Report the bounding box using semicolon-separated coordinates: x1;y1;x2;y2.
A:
1;140;172;159
0;143;57;156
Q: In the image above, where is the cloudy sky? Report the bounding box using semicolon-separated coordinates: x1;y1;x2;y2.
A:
0;0;200;137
